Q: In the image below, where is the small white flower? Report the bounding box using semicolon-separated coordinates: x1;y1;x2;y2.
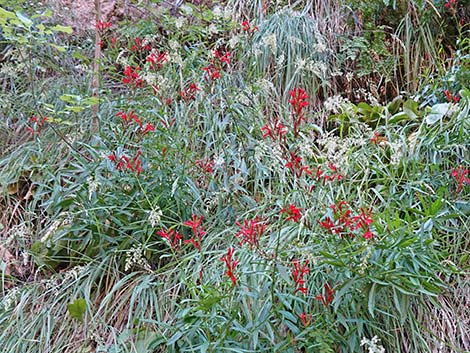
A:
228;35;240;48
208;23;218;34
262;34;277;54
174;17;186;29
148;207;163;227
212;6;222;18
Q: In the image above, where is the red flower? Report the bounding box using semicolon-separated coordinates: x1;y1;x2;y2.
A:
241;20;258;33
95;20;112;30
180;83;200;102
451;166;470;193
183;214;206;250
261;120;287;140
370;132;387;145
202;66;221;80
284;151;311;178
195;159;215;174
122;66;143;87
221;247;239;286
235;217;266;250
142;122;155;135
289;87;309;136
281;204;302;223
108;150;143;174
443;89;460;103
157;228;183;251
146;52;169;70
298;312;312;327
315;282;334;307
291;259;310;295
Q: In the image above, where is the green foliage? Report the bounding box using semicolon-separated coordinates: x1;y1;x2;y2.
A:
0;1;469;353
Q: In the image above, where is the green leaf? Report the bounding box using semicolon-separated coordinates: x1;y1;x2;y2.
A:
368;283;377;318
51;24;73;34
67;298;87;322
15;11;32;27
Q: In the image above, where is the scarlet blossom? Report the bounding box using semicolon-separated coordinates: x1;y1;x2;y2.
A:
284;151;311;178
130;37;152;51
451;166;470;193
214;49;231;64
202;66;221;80
122;65;143;87
183;214;206;250
180;83;200;102
108;150;143;174
157;228;182;251
370;132;387;145
221;247;239;286
27;115;48;135
142;122;155;135
241;20;258;33
195;159;215;174
443;89;460;103
235;217;267;250
95;20;112;30
146;52;169;70
117;111;142;127
261;120;287;140
281;204;302;223
315;282;334;307
289;87;309;136
292;259;310;295
298;312;312;327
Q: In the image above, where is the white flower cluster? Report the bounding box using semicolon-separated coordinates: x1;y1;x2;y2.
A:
317;132;368;168
148;207;162;228
87;176;100;200
262;34;277;54
360;336;386;353
124;245;152;272
1;287;19;311
323;95;350;114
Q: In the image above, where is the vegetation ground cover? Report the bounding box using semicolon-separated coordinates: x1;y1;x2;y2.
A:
0;0;469;352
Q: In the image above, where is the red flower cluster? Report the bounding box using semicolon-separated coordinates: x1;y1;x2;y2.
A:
443;89;460;103
202;49;231;81
117;111;155;135
146;52;169;70
281;204;302;223
221;247;239;285
157;228;183;251
130;37;152;52
315;282;334;307
195;159;215;174
108;150;143;174
122;65;143;87
26;115;48;135
444;0;458;12
451;166;470;193
241;20;258;33
235;217;267;250
291;259;310;295
318;201;374;240
370;132;387;145
261;120;287;141
284;151;311;178
289;87;309;136
96;20;112;31
298;312;312;327
117;111;141;125
183;214;206;250
312;164;344;184
180;83;200;102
